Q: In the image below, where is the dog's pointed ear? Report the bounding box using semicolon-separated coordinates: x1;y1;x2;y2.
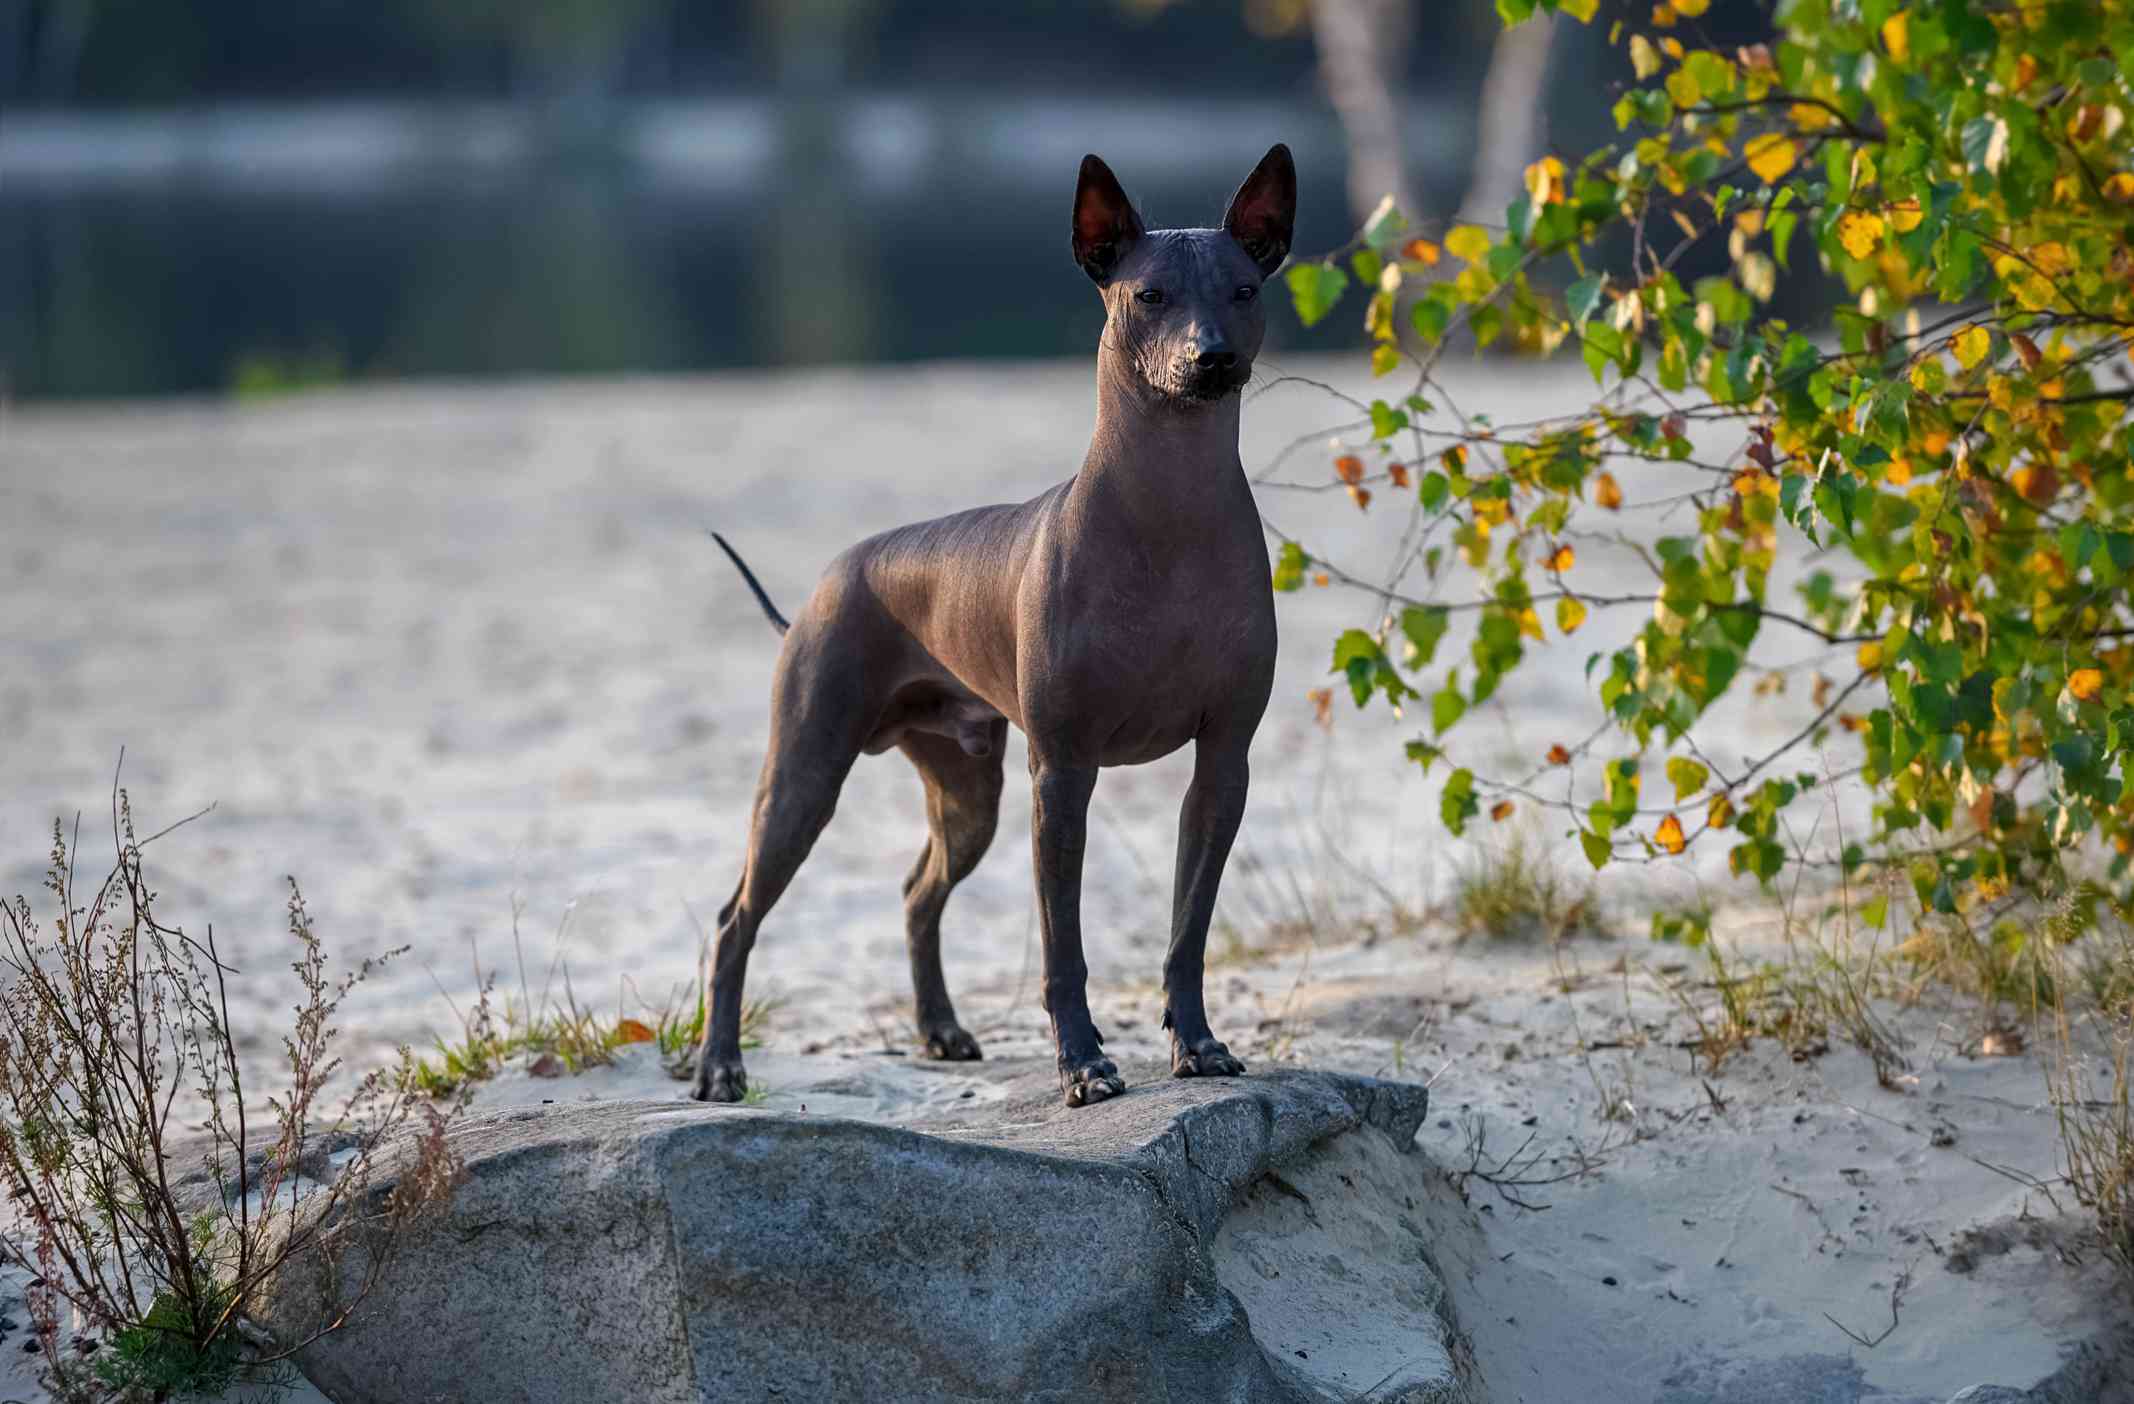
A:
1223;143;1296;277
1072;154;1145;284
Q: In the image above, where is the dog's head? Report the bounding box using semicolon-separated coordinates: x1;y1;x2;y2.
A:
1072;144;1295;405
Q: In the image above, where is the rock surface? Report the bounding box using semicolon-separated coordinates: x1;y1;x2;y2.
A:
262;1062;1469;1404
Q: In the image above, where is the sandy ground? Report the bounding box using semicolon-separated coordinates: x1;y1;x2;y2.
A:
1;359;2126;1400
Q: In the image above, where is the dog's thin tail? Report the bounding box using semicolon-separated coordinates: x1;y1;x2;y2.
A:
707;531;791;635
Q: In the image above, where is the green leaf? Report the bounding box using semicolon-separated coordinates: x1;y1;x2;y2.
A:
1432;683;1467;735
1401;606;1452;668
1666;756;1709;803
1579;829;1613;870
1441;768;1480;835
1419;471;1450;512
1566;274;1605;326
1271;540;1309;592
1285;262;1351;327
1370;399;1409;439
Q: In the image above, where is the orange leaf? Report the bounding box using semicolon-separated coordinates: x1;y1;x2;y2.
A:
1307;687;1334;729
1348;484;1373;511
1546;543;1576;572
1546;744;1573;766
1334;454;1365;485
1403;238;1442;266
1442;444;1469;473
1311;570;1331;588
1388;462;1411;488
613;1018;656;1045
2069;668;2105;702
2011;463;2059;504
1490;800;1516;822
1655;814;1687;855
1594;471;1624;510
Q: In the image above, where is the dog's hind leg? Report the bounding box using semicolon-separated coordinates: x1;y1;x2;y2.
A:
897;720;1007;1061
693;647;870;1103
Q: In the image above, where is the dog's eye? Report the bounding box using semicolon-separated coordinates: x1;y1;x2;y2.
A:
1235;284;1259;303
1135;288;1166;305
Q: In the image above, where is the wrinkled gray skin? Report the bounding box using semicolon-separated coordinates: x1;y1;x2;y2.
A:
697;146;1295;1108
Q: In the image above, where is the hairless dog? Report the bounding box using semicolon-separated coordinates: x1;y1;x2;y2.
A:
699;145;1294;1108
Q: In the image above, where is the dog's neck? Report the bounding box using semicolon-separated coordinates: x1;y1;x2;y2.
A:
1078;340;1246;530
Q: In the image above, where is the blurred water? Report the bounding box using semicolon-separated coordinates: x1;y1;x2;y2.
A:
0;96;1474;400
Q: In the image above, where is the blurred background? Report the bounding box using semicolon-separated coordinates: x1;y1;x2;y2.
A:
2;0;1768;403
2;0;1811;1070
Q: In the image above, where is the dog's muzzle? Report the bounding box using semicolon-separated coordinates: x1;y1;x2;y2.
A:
1173;353;1248;401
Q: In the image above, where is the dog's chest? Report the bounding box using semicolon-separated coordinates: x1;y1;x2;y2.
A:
1030;541;1275;760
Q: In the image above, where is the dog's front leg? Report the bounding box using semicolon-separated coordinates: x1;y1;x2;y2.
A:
1030;758;1124;1106
1163;738;1249;1078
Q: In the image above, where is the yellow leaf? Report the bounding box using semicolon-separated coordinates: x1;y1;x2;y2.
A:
1594;471;1624;509
613;1018;657;1045
1444;225;1493;263
1673;0;1709;13
2105;172;2134;203
1887;198;1923;232
1557;595;1589;634
1837;211;1885;259
1922;429;1951;456
1880;10;1909;61
2030;241;2071;275
1656;814;1688;855
2069;668;2105;702
1629;33;1662;79
1790;101;1835;130
1517;606;1544;642
1886;457;1913;486
1953;324;1991;370
1743;133;1797;184
1660;36;1686;60
1491;799;1516;822
1547;543;1576;572
1525;155;1567;206
1857;640;1884;672
1707;794;1735;829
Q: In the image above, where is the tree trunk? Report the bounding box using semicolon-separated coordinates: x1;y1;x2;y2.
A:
1455;12;1557;228
1309;0;1419;225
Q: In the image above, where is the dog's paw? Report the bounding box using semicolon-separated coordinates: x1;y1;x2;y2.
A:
1060;1056;1126;1108
922;1023;984;1062
692;1058;748;1104
1170;1037;1246;1079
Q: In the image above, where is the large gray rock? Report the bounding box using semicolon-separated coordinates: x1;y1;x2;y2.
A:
262;1061;1468;1404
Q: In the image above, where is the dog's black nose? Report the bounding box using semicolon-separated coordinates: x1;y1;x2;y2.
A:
1196;348;1238;369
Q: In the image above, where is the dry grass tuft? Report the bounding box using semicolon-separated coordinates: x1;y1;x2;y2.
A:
0;774;463;1401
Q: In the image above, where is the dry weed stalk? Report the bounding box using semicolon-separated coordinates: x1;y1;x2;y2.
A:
0;779;464;1400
